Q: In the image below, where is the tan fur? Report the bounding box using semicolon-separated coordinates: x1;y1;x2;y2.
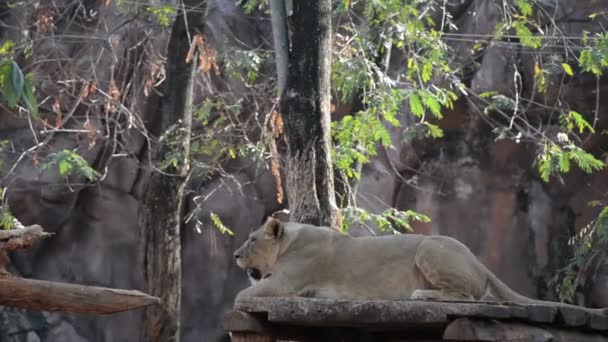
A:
234;218;596;310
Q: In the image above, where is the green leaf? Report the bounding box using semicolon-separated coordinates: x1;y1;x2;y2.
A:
0;61;20;107
515;0;533;16
562;63;574;76
10;61;23;100
0;40;15;56
569;147;604;174
479;91;498;98
513;21;542;49
424;122;444;138
23;75;38;118
210;212;234;235
569;111;594;134
421;60;433;82
558;152;571;173
409;93;424;117
421;91;442;118
45;149;99;181
58;160;70;176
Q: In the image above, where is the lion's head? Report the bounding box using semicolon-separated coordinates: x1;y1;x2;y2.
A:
234;217;284;281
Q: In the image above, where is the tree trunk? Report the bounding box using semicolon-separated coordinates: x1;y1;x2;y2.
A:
279;0;338;228
269;0;289;94
140;1;207;341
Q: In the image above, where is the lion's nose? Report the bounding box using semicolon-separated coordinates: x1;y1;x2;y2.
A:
234;252;240;259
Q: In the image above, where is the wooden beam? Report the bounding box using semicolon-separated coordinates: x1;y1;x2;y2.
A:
234;297;608;333
0;275;160;314
223;310;345;342
444;318;608;341
230;333;274;342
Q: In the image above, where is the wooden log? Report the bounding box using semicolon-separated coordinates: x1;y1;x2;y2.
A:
0;275;160;314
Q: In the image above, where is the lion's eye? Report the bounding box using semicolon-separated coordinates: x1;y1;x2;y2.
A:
250;237;256;243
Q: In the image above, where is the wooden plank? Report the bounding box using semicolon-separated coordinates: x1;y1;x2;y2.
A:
223;310;349;341
236;298;529;327
444;318;608;341
223;310;268;333
0;276;160;314
445;302;518;320
230;333;274;342
234;297;608;335
588;311;608;331
252;298;450;327
524;304;558;324
557;306;589;327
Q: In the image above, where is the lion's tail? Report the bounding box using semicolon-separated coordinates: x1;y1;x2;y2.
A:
485;270;543;304
485;266;607;313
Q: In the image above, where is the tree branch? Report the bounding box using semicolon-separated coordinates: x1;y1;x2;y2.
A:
0;223;160;315
0;276;160;314
0;225;52;251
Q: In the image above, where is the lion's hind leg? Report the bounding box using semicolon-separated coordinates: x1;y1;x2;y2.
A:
412;236;485;301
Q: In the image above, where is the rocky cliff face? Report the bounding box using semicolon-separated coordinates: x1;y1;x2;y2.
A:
1;1;607;341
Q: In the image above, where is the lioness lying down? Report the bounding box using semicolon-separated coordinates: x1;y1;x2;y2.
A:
234;218;574;306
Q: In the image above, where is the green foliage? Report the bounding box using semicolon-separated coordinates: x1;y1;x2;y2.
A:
534;63;548;93
560;111;595;134
147;4;176;28
561;63;574;77
495;0;541;49
537;141;604;182
331;0;461;177
578;32;608;76
210;212;234;235
553;205;608;302
511;21;542;49
0;187;15;230
0;40;15;56
237;0;269;14
514;0;533;17
44;150;100;181
536;111;603;182
341;207;431;234
222;49;271;87
159;122;190;171
0;58;38;117
190;98;254;163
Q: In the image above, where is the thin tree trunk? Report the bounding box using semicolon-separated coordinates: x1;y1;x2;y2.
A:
280;0;338;228
270;0;289;94
140;1;207;341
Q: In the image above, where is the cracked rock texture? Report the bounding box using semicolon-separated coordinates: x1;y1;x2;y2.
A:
1;0;607;341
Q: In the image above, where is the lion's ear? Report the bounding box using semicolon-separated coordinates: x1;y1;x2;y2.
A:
263;217;284;239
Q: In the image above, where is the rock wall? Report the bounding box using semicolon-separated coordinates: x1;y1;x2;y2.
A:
1;0;607;341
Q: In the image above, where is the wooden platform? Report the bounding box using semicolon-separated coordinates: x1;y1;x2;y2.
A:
223;297;608;341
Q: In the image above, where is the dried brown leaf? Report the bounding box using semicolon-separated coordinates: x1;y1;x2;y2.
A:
53;98;62;128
